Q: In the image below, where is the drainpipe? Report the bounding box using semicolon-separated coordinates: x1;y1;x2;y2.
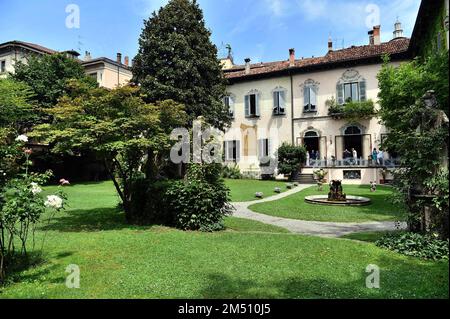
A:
290;71;295;145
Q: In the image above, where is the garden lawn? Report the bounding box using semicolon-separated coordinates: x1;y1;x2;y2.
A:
225;179;289;202
0;182;447;299
249;185;406;223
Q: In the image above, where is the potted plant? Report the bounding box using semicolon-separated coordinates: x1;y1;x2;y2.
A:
313;169;328;184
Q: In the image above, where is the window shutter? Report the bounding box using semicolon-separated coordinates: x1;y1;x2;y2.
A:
229;97;235;117
255;94;260;116
280;91;286;113
224;141;229;161
273;91;278;109
359;80;366;101
244;95;250;117
336;83;344;105
236;140;241;162
304;86;309;107
258;139;263;158
268;139;272;156
310;87;317;106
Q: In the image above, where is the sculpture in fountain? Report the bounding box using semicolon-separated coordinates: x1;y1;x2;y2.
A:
305;180;371;206
328;180;347;202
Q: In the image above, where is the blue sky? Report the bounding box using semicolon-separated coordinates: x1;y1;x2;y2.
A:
0;0;421;65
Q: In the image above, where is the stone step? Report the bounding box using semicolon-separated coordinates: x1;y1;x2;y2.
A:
292;174;316;184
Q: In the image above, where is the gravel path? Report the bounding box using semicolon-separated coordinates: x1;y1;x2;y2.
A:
232;185;406;238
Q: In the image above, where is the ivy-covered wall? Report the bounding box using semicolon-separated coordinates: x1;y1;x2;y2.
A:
416;1;449;58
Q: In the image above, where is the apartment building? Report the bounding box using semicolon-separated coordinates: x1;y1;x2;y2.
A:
0;40;132;89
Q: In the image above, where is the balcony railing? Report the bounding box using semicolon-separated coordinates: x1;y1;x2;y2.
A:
305;158;401;168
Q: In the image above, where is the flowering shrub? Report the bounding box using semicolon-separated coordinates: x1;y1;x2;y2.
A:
0;171;66;282
0;135;67;283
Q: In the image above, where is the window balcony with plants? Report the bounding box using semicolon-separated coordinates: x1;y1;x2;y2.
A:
326;97;376;120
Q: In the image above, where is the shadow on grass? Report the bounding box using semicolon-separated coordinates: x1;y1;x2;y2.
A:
38;207;130;232
201;256;449;299
1;252;66;286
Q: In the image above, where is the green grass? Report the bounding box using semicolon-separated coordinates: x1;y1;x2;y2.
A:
341;231;404;243
225;179;289;202
224;217;291;234
0;182;447;299
249;185;406;223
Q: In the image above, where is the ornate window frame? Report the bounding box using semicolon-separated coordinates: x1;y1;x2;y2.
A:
245;89;261;118
336;69;367;105
300;79;320;113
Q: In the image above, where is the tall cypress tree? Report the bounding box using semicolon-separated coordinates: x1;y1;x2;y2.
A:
132;0;231;130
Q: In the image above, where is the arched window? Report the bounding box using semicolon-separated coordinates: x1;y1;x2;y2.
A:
303;130;320;156
344;126;362;135
304;131;319;138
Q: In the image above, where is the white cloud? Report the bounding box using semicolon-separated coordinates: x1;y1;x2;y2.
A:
266;0;284;17
295;0;420;43
297;0;367;28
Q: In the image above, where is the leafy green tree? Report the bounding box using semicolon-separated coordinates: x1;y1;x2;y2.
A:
0;78;36;188
377;53;449;236
277;143;307;181
32;81;187;221
12;53;97;109
0;78;36;130
132;0;231;130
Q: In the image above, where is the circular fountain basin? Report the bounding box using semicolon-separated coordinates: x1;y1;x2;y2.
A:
305;195;372;206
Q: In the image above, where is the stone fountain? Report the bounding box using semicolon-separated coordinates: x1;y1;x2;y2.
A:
305;180;371;206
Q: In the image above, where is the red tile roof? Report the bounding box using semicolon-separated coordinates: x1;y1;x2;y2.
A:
0;40;58;55
224;38;410;80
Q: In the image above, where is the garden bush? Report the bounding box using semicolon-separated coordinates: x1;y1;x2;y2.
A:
167;164;233;231
277;143;307;181
221;164;242;179
376;232;449;260
128;177;176;226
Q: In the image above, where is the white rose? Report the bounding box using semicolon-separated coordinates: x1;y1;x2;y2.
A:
15;135;29;143
45;195;63;209
30;182;42;195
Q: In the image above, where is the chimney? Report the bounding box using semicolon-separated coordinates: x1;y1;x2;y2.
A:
368;25;381;45
289;48;295;67
84;51;91;61
124;56;129;67
244;58;251;74
328;36;333;52
117;52;122;64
